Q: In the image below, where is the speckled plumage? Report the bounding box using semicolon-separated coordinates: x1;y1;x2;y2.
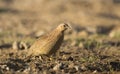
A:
27;23;71;57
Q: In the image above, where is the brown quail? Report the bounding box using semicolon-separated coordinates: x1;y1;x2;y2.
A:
27;23;71;57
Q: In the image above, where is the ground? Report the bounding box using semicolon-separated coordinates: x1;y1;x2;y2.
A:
0;0;120;74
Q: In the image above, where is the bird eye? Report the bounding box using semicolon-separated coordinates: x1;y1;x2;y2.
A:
64;25;66;27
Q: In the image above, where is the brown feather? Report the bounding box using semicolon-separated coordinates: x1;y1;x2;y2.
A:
27;23;70;57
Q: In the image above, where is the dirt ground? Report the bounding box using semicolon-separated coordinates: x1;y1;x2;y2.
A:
0;0;120;74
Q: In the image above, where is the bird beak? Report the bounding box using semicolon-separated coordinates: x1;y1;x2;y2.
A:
67;24;72;30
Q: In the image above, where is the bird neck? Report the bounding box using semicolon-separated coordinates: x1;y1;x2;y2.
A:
48;28;63;38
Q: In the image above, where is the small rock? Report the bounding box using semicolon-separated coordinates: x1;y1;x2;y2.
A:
35;30;45;37
23;67;30;73
74;66;79;71
79;43;84;48
6;67;9;71
12;41;28;50
80;65;87;71
19;41;28;50
93;70;97;74
109;29;120;38
1;65;7;69
53;63;62;71
71;40;76;46
1;65;9;70
78;31;88;37
12;41;19;50
68;63;74;68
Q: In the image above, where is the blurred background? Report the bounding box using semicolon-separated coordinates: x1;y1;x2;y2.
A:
0;0;120;43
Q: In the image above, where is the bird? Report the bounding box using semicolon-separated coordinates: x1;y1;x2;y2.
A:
26;23;71;57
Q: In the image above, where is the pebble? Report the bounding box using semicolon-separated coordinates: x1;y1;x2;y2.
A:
93;70;97;74
19;41;28;50
0;65;9;71
23;67;30;73
12;41;28;50
12;41;18;50
80;65;87;71
53;63;62;71
35;30;45;37
74;66;79;71
79;42;84;48
78;31;88;37
109;29;120;38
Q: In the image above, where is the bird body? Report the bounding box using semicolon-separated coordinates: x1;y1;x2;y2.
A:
27;23;71;57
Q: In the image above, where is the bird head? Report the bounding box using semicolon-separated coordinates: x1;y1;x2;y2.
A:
57;23;72;32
